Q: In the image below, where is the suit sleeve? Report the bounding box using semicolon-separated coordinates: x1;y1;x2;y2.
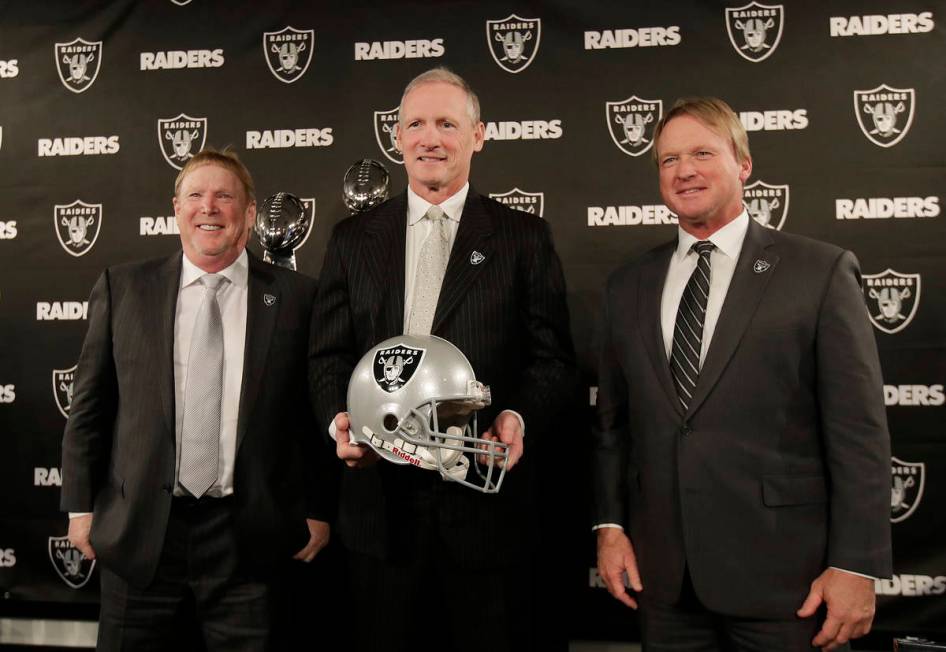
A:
309;222;359;437
299;277;339;522
590;278;629;527
505;219;577;435
60;270;118;512
816;250;892;578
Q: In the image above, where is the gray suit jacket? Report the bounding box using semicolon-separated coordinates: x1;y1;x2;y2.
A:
61;251;333;588
592;219;892;618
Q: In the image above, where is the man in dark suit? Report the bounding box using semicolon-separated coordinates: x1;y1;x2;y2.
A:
311;68;575;651
593;97;891;651
61;148;333;650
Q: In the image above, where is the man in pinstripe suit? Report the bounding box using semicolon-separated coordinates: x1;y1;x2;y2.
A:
311;68;576;651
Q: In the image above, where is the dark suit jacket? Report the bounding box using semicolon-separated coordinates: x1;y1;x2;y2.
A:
61;251;333;588
592;218;892;618
310;189;576;568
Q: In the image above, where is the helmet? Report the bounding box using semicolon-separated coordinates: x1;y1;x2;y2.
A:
347;335;508;493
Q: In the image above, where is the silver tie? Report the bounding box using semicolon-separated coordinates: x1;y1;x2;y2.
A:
407;205;450;335
178;273;227;498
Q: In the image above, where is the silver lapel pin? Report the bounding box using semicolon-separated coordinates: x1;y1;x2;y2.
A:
753;259;771;274
470;251;486;265
263;293;277;306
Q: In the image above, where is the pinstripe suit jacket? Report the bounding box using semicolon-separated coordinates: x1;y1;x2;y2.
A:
60;251;333;588
310;189;576;566
592;219;892;618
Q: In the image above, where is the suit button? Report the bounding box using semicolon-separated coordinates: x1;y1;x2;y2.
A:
679;425;692;437
161;484;172;494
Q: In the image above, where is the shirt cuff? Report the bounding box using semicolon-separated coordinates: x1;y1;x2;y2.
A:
69;512;92;518
499;409;525;438
592;523;624;532
829;566;877;580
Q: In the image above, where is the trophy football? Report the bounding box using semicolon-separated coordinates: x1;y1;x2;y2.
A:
254;192;309;270
342;159;390;214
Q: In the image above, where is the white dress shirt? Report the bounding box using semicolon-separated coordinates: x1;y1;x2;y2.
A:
402;183;468;329
173;249;249;497
660;211;749;365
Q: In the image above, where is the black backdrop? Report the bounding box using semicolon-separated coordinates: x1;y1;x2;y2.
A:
1;0;944;640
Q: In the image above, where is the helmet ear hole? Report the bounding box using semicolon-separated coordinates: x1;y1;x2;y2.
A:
383;413;399;432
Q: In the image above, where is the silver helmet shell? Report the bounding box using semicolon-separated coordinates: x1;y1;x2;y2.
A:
347;334;507;493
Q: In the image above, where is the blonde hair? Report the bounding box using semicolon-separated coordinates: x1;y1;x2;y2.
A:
652;97;750;165
174;147;256;202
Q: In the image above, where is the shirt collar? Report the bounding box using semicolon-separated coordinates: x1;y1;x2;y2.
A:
407;182;469;226
180;248;249;290
675;210;750;261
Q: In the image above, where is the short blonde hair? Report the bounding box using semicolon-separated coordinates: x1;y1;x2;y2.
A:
174;147;256;202
399;67;481;126
652;97;750;165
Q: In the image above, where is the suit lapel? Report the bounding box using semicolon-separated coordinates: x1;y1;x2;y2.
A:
156;253;183;439
363;194;407;337
639;242;682;416
235;253;279;453
432;190;494;333
687;219;779;417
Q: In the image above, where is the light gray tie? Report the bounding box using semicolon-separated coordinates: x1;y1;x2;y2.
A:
408;205;450;335
178;273;227;498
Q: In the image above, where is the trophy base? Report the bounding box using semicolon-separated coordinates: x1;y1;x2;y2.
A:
262;250;296;270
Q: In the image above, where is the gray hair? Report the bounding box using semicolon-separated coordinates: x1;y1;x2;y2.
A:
399;67;481;126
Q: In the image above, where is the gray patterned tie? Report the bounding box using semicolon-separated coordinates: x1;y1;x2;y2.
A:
178;273;227;498
407;205;450;335
670;241;715;412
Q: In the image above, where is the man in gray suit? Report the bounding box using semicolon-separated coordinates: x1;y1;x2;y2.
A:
593;97;891;651
61;149;333;650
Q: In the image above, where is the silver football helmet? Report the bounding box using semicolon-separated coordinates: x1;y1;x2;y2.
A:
347;334;508;493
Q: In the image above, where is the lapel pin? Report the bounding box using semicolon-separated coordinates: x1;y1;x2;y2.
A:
753;259;771;274
263;293;277;306
470;251;486;265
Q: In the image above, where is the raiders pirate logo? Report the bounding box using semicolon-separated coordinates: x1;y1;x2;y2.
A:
862;269;921;334
55;200;102;257
743;180;789;230
374;107;403;165
725;2;784;63
293;197;316;253
263;27;315;84
486;14;541;74
53;365;77;419
157;113;207;170
374;344;425;393
891;456;925;523
49;536;96;589
854;84;916;148
606;96;662;157
489;188;544;218
55;38;102;93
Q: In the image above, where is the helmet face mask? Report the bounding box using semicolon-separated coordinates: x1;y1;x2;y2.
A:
347;335;508;493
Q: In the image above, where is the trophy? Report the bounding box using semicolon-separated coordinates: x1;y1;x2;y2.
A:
342;159;390;214
254;192;310;270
